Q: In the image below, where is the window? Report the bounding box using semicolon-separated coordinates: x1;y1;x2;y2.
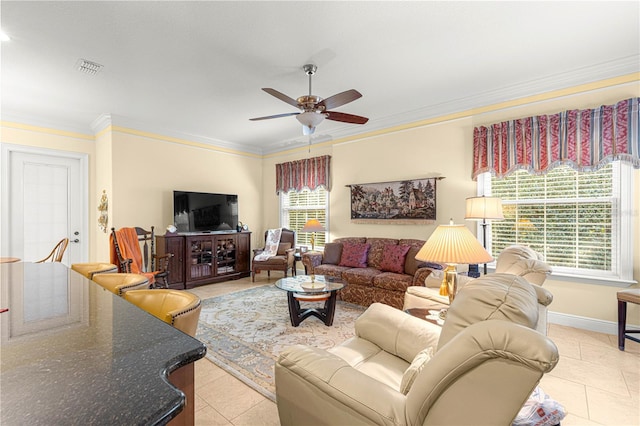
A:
480;162;634;282
280;188;328;249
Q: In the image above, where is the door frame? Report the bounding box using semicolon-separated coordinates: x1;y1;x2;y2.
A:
1;143;89;262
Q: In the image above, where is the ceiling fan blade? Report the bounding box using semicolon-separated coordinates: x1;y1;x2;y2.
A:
262;88;300;108
325;111;369;125
249;112;299;121
317;89;362;110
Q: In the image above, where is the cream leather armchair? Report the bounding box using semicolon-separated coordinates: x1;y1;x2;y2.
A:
403;245;553;334
495;245;552;286
276;274;559;426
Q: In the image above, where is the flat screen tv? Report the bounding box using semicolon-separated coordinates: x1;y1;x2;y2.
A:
173;191;239;233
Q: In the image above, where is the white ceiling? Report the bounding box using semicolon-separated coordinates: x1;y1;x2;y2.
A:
2;1;639;155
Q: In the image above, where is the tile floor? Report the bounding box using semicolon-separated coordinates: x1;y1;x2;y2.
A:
188;276;640;426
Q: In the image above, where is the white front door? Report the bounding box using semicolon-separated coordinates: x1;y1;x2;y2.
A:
1;144;88;265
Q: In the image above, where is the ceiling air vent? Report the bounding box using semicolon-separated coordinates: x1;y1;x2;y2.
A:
75;59;103;75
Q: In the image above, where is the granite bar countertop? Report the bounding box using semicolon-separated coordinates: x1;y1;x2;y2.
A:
0;262;206;425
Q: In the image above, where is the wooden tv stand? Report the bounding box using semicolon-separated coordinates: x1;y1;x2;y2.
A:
156;231;251;289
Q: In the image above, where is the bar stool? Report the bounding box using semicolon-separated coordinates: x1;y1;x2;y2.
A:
71;262;118;279
124;289;202;337
92;273;150;297
617;288;640;351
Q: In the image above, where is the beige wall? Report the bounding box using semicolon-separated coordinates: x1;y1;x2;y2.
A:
1;78;638;328
108;130;264;251
94;128;113;261
263;82;640;328
261;117;475;241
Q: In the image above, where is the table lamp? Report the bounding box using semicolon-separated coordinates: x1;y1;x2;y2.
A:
465;196;504;274
415;220;493;304
300;218;326;251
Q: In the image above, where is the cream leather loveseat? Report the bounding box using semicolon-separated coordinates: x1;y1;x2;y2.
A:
275;273;559;426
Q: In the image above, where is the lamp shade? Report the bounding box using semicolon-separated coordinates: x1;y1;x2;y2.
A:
465;196;504;220
300;218;326;233
416;223;493;265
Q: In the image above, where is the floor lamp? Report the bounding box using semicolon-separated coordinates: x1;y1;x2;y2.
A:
465;196;504;275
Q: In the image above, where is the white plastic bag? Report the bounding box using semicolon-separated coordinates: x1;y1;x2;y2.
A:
513;386;566;426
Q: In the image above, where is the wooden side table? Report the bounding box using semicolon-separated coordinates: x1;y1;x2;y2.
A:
617;289;640;351
293;252;301;276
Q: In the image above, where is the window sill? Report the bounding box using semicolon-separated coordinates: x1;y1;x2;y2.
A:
547;272;637;287
486;267;637;287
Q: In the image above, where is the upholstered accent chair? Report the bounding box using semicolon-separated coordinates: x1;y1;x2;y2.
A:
275;274;559;426
124;289;202;337
251;228;296;281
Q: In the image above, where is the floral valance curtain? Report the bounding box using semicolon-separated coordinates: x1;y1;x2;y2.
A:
472;97;640;180
275;155;331;194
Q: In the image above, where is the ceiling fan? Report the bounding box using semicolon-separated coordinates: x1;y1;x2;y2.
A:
250;64;369;135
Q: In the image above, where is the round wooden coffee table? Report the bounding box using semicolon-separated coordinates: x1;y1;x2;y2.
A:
275;275;344;327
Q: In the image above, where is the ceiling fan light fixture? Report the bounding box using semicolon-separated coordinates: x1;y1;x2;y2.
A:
296;111;325;129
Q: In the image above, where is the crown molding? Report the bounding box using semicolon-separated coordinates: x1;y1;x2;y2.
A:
0;112;94;137
101;114;264;156
90;113;112;134
3;56;638;157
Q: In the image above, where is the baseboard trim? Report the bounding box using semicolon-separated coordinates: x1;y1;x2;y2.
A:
548;311;640;335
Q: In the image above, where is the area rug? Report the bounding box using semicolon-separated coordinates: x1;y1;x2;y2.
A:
195;285;366;401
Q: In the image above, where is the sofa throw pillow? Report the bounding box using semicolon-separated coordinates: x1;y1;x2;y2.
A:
277;242;292;255
323;242;343;265
339;242;371;268
380;244;411;273
400;347;434;394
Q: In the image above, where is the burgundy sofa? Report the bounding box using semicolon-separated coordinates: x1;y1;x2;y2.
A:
301;237;442;310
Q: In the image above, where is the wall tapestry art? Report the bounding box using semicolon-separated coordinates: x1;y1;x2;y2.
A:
348;177;441;224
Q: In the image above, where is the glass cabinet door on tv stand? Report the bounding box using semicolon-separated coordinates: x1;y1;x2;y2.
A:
186;236;215;282
215;235;237;276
